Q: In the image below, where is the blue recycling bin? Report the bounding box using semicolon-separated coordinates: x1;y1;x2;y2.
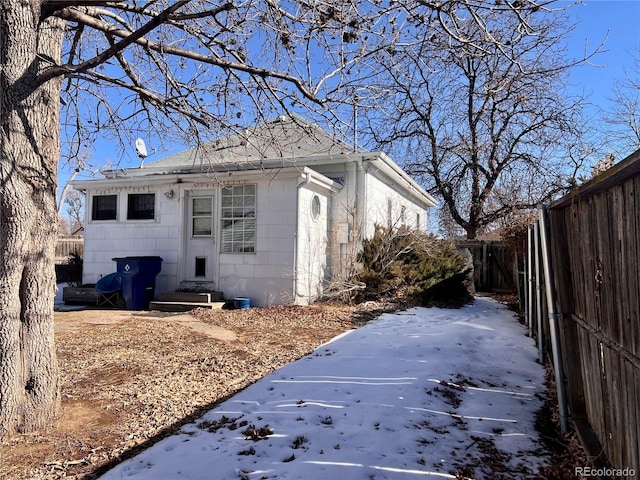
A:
112;256;163;310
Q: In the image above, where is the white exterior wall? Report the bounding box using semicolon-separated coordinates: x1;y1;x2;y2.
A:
81;176;299;307
310;163;360;279
82;185;181;294
217;177;297;307
295;184;331;304
79;157;432;308
311;161;430;280
363;171;429;238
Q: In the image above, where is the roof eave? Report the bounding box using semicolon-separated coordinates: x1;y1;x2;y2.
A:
364;152;438;208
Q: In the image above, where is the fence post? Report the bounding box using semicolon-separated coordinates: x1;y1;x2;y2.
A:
482;241;489;289
534;220;544;363
515;251;526;311
538;204;569;433
527;226;534;338
522;249;528;330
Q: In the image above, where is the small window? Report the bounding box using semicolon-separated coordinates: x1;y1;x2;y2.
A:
400;205;407;225
127;193;155;220
387;199;393;226
192;197;213;237
311;195;321;220
416;213;421;230
92;195;117;221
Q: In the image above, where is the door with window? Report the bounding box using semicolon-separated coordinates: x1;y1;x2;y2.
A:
184;192;215;282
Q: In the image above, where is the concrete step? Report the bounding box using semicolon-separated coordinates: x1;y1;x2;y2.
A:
63;286;98;305
179;281;217;292
158;291;224;303
148;300;226;312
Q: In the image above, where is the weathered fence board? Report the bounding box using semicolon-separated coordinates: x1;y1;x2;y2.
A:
55;235;84;264
527;148;640;472
631;175;640;357
634;364;640;465
455;240;515;293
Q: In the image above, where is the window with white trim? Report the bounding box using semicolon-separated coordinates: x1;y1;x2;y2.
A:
127;193;155;220
311;195;321;221
92;195;117;221
221;185;256;253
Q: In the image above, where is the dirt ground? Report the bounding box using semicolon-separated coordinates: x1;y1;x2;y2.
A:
0;303;384;480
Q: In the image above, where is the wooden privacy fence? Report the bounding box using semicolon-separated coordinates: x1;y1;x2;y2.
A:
525;149;640;473
55;235;84;264
455;240;515;293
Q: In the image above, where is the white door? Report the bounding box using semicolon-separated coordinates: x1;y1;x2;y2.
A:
184;192;216;282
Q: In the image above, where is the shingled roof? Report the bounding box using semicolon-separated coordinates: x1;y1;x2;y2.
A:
147;115;356;169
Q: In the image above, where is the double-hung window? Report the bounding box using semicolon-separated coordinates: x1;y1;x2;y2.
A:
127;193;155;220
221;185;256;253
92;195;117;221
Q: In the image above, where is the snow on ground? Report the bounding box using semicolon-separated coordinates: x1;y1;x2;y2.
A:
100;297;550;480
54;283;67;310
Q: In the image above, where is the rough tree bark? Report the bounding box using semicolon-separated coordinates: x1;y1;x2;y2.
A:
0;1;64;436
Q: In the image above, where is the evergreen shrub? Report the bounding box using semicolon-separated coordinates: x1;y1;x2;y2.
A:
356;225;472;307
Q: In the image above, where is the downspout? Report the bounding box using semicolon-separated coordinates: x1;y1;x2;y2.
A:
359;157;368;240
522;236;529;334
353;160;359;241
179;188;188;287
294;172;312;303
538;204;569;433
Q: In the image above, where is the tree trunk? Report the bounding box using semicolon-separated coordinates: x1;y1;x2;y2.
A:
0;1;64;436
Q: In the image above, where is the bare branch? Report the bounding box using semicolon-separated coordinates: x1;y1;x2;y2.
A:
39;1;193;85
361;4;589;238
45;3;327;107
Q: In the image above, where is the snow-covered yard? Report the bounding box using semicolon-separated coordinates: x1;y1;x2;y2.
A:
100;297;550;480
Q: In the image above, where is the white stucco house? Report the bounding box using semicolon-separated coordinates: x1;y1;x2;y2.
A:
73;116;437;306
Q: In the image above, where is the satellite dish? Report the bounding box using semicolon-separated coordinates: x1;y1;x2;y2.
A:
135;138;148;158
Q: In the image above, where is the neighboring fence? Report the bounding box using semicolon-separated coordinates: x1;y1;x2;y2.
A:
525;149;640;472
456;240;516;293
55;235;84;264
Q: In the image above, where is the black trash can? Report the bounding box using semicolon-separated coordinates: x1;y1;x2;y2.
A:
112;256;163;310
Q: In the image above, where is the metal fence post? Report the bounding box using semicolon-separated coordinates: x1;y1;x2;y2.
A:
534;220;544;364
538;204;569;433
527;226;534;338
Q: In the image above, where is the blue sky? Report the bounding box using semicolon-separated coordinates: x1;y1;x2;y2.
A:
563;0;640;120
59;1;640;198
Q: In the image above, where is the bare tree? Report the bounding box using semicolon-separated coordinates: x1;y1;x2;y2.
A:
0;0;583;436
64;190;84;233
359;5;594;239
604;50;640;155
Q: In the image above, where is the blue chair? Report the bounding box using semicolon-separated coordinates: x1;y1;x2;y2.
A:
96;272;123;308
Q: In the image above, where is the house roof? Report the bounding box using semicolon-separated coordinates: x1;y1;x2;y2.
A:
81;115;437;209
146;115;356;170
